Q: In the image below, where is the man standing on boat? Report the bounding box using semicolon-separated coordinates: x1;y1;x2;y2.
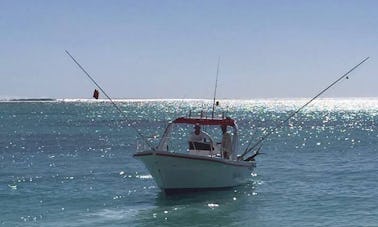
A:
221;125;232;159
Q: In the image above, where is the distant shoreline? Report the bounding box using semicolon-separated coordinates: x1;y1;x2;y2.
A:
1;97;378;103
6;98;57;102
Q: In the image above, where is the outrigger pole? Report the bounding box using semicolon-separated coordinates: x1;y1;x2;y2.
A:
65;50;155;150
240;57;370;161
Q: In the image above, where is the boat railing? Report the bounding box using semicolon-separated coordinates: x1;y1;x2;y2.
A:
187;110;226;119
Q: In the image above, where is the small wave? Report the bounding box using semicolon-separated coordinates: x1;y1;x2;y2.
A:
90;208;138;220
87;205;155;221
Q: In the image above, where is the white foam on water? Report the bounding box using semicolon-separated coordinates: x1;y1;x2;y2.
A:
84;205;156;224
136;174;153;179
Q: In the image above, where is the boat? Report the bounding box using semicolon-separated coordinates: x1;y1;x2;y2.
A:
65;51;369;194
65;50;257;194
133;115;256;193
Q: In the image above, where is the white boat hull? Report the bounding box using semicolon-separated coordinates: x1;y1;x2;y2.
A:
134;150;255;192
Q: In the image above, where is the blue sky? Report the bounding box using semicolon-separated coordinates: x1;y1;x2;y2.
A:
0;0;377;99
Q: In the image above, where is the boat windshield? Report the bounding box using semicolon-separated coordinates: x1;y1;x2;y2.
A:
157;117;239;159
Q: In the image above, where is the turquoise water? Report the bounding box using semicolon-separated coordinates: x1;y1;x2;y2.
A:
1;99;377;226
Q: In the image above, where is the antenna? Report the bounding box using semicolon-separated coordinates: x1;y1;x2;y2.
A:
211;57;220;119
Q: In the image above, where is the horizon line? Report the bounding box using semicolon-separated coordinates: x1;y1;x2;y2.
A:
2;96;378;102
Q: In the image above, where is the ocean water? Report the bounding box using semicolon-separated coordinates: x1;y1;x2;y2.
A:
1;98;377;226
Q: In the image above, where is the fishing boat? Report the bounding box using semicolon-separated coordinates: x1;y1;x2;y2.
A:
65;50;257;193
133;115;256;193
65;50;369;194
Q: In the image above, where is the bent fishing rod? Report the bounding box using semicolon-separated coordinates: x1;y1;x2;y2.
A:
65;50;155;150
240;57;370;160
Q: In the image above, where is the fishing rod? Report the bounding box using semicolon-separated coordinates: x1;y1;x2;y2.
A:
65;50;155;150
240;56;370;160
211;57;221;119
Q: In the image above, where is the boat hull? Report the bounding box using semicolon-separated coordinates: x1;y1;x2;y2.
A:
133;151;255;191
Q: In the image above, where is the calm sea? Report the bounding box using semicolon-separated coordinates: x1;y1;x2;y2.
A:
1;99;377;226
